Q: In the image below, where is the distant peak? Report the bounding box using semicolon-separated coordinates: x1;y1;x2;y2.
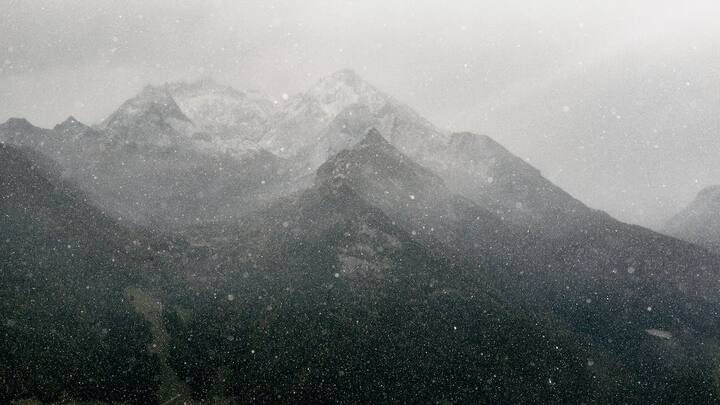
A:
54;116;89;132
358;128;390;147
315;126;445;196
295;69;386;119
138;84;171;99
101;83;191;129
60;116;82;127
129;84;184;113
696;185;720;200
329;68;363;85
1;117;34;130
130;85;180;107
165;77;271;102
5;117;31;125
353;128;410;162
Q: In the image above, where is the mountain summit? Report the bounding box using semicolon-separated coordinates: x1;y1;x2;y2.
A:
53;116;95;139
664;185;720;253
165;78;274;143
260;69;446;165
100;85;195;148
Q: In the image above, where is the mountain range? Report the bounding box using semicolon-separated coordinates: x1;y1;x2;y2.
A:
2;69;720;403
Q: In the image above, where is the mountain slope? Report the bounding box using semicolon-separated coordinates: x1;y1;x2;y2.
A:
165;152;615;403
436;131;591;233
427;133;720;401
0;101;291;228
664;185;720;253
0;144;161;403
319;129;720;402
168;128;720;402
315;128;519;265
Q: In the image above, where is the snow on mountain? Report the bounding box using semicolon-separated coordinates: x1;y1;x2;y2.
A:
165;77;274;143
98;81;271;157
84;71;598;231
261;69;447;166
0;70;688;236
294;69;388;118
100;85;196;149
256;69;590;233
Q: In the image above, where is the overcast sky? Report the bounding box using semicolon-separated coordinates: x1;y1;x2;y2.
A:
2;0;719;228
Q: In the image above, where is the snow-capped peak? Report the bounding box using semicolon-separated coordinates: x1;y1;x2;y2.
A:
261;69;446;163
102;85;190;128
99;85;195;148
297;68;388;118
165;78;274;142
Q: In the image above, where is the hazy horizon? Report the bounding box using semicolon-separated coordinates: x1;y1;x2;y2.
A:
2;0;720;228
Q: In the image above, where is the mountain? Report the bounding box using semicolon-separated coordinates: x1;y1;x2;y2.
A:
165;77;274;147
0;91;291;228
0;116;105;175
664;185;720;253
261;69;447;167
4;71;720;401
54;115;101;140
100;85;196;149
0;144;162;403
428;131;720;395
259;70;596;235
436;132;591;234
315;128;519;265
172;129;720;402
0;117;52;151
0;72;600;231
168;135;614;403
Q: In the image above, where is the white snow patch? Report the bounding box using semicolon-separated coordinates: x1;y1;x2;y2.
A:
645;329;672;340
